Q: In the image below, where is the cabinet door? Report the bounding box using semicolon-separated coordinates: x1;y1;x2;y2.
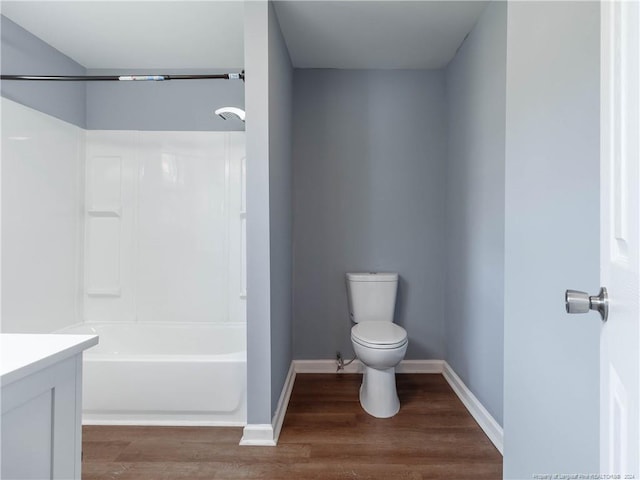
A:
1;356;82;480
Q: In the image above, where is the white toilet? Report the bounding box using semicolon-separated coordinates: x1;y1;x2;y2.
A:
346;272;408;418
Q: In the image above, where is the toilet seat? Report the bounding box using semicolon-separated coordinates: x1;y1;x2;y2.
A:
351;321;407;349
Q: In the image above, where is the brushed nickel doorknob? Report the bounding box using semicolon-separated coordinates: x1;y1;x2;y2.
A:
565;287;608;322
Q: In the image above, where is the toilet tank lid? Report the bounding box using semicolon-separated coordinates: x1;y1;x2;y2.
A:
346;272;398;282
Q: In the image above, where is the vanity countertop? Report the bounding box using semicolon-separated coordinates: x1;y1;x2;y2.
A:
1;333;98;386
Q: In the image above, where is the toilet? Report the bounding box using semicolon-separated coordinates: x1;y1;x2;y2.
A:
346;272;408;418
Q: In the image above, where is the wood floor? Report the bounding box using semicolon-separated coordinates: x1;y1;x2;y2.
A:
82;374;502;479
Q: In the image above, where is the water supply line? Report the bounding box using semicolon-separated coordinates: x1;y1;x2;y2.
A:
336;352;357;372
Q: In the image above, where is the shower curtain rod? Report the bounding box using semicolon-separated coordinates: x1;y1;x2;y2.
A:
0;72;244;81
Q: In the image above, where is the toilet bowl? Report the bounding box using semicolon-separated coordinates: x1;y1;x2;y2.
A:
346;273;408;418
351;321;408;418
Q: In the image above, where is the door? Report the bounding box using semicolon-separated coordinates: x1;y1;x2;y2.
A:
600;0;640;476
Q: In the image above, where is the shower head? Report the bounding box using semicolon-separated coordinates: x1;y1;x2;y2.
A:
215;106;245;122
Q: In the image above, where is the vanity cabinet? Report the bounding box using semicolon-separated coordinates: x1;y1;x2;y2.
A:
1;334;98;480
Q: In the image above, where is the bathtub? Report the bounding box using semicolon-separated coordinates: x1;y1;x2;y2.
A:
59;322;246;426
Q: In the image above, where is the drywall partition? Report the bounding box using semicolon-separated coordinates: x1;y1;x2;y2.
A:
267;3;293;417
0;15;86;128
242;0;293;435
244;0;273;427
503;2;600;476
1;98;84;333
444;1;506;426
86;69;244;132
292;69;447;360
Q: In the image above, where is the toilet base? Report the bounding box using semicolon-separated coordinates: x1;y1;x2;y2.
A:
359;365;400;418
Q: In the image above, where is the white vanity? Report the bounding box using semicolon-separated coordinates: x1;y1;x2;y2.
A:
1;334;98;480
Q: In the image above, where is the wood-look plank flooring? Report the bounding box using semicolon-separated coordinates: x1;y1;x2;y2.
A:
82;374;502;479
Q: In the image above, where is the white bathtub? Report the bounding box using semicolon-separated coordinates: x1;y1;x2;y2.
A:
60;322;246;426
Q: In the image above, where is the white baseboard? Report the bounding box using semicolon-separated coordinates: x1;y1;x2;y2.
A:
240;362;296;446
83;418;245;427
243;358;503;456
239;424;276;446
292;359;445;374
442;362;504;455
294;358;362;373
396;359;444;373
271;362;296;443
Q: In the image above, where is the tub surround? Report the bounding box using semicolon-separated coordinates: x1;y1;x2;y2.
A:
1;98;84;334
2;99;248;429
83;130;246;325
1;333;98;480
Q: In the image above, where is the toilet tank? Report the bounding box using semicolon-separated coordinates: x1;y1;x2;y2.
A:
346;272;398;323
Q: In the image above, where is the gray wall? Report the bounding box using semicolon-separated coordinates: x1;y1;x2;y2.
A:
86;69;244;131
268;3;293;416
444;1;506;426
503;2;600;477
244;0;272;425
1;15;242;132
243;0;293;424
292;69;447;360
1;15;86;128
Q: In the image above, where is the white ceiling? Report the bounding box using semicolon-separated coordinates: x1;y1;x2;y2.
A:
274;1;488;69
1;1;487;71
0;1;245;69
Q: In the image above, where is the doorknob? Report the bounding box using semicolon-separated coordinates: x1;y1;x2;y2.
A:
565;287;608;322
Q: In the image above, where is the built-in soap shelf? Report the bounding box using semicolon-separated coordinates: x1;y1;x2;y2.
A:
239;211;246;219
87;208;121;218
239;291;247;299
86;288;122;297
